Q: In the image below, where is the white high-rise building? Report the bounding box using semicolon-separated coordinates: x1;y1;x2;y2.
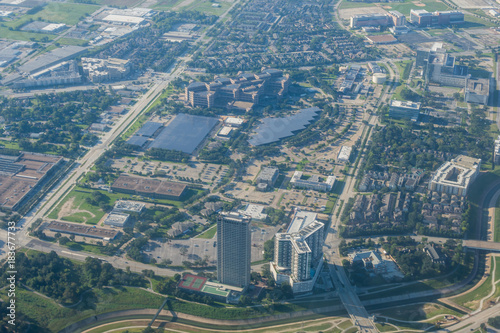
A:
271;210;324;293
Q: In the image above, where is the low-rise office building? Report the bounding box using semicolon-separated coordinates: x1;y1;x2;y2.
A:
389;100;421;121
290;171;335;192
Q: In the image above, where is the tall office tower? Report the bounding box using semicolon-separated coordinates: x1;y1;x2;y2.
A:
217;212;251;288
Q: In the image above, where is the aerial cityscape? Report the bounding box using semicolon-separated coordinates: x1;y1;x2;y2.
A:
1;0;500;332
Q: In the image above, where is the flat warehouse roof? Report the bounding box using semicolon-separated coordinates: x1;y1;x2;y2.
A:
150;113;219;154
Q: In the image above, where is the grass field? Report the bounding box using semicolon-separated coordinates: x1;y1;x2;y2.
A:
451;256;498;310
339;1;376;9
57;37;88;46
382;0;450;16
495;195;500;242
375;303;462;322
153;0;184;10
0;27;57;42
48;185;198;224
180;0;232;15
196;225;217;239
30;3;99;25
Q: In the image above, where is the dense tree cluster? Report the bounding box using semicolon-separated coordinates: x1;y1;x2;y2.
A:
0;89;118;157
363;122;492;172
1;252;146;304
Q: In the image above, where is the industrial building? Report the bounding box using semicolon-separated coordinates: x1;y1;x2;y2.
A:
271;210;325;293
428;155;481;197
185;69;290;109
111;174;187;200
18;46;87;75
337;146;353;163
410;9;464;27
217;212;251;288
46;221;119;241
0;152;63;211
290;171;335;192
82;57;131;83
148;114;218;154
389;100;421;121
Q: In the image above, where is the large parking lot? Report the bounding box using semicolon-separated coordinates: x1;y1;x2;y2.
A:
145;223;281;266
111;158;229;187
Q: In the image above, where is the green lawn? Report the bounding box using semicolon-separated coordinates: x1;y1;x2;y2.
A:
495;257;500;282
375;303;462;322
376;323;398;332
0;27;57;42
30;3;99;25
196;224;217;239
452;263;494;310
495;195;500;242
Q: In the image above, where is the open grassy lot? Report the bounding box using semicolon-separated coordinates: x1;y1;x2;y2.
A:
339;1;376;9
495;196;500;242
451;255;498;310
153;0;185;10
0;27;57;42
180;0;232;16
196;224;217;239
57;37;89;46
30;3;99;25
374;303;462;322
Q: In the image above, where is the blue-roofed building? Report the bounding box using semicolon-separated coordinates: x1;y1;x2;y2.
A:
149;114;219;154
136;121;163;137
248;107;320;146
126;136;149;147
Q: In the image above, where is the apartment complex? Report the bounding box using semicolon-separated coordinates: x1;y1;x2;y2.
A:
428;155;481;197
217;212;251;288
271;210;325;293
290;171;335;191
82;57;131;83
185;69;290;110
389;100;421;121
410;9;464;27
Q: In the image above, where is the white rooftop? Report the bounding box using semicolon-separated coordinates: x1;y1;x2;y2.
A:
287;210;317;234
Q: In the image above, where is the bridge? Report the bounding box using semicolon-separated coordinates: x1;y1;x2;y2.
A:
463;240;500;252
